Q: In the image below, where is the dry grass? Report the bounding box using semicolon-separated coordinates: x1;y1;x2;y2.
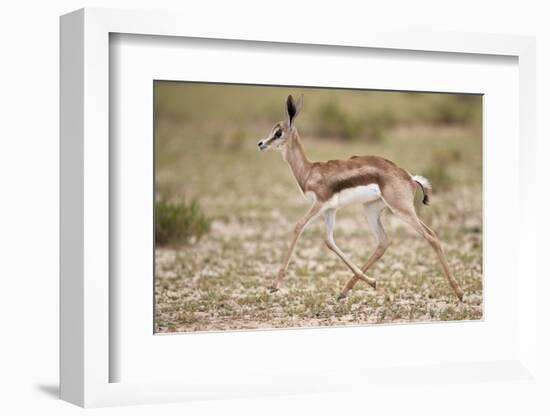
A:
154;83;483;333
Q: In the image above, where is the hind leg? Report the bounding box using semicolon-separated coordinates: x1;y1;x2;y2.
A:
323;209;377;289
338;200;389;300
381;185;464;301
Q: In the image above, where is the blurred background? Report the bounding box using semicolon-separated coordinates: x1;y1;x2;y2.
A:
154;82;483;333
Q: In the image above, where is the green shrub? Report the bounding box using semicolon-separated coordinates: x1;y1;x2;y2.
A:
155;199;211;246
429;95;480;126
315;101;361;139
363;110;396;142
315;101;397;142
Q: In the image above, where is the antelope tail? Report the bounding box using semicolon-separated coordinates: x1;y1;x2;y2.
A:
412;175;432;205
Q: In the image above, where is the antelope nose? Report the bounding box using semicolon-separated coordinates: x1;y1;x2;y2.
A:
257;140;264;148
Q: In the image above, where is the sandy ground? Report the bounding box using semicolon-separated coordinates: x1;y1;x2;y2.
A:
154;181;482;333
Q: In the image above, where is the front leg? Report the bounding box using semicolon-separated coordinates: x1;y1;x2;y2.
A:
269;203;322;292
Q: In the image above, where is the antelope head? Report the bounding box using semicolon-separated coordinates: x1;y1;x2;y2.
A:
257;94;303;151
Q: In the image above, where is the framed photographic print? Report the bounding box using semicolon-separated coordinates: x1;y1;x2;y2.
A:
60;8;538;408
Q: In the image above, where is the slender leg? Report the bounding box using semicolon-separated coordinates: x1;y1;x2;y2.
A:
416;221;464;301
338;200;389;300
403;215;463;300
382;191;464;301
269;202;322;291
323;209;377;289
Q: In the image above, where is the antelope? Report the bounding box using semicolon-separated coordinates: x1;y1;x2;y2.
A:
257;94;464;301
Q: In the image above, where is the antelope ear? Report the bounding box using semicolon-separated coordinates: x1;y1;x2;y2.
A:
294;94;303;118
287;94;303;126
286;94;297;126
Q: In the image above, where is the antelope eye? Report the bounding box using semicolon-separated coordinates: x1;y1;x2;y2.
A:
274;129;283;138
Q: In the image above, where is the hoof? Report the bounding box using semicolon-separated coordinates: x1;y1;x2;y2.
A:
372;280;377;290
336;293;347;301
457;292;464;302
268;287;279;293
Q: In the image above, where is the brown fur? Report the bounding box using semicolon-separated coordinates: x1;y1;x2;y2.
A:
304;155;415;202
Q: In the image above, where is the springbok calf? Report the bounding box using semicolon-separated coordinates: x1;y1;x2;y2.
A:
257;94;464;301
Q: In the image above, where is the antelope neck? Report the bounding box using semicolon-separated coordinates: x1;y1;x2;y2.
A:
282;131;312;193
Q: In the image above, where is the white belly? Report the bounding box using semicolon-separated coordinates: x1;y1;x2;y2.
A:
326;184;381;209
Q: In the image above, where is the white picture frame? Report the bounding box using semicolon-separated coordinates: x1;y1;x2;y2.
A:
60;8;538;408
